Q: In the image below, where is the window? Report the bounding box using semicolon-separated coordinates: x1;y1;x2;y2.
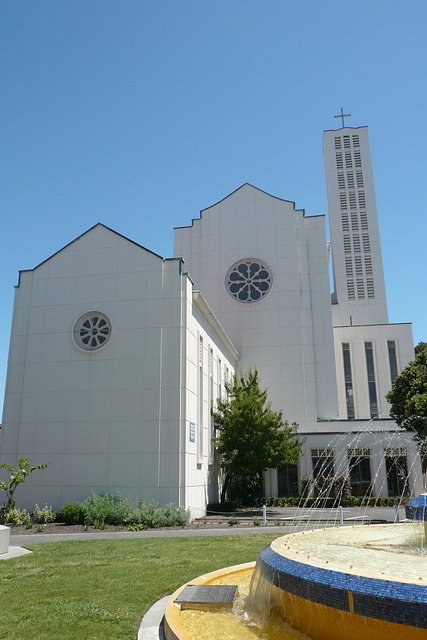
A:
357;278;365;299
338;173;345;189
360;212;368;230
354;255;363;277
354;150;362;167
345;257;353;277
388;340;398;385
347;172;355;189
311;448;334;478
209;347;213;377
198;335;204;462
343;235;351;254
341;213;349;232
366;278;375;298
347;280;355;299
384;447;410;496
345;151;353;168
358;191;366;208
73;312;111;351
278;464;299;497
226;259;272;303
340;193;347;210
334;137;342;149
209;348;214;463
342;344;355;419
364;256;373;275
311;449;335;496
356;170;364;188
349;192;357;209
343;135;350;149
336;153;343;169
351;212;359;231
353;234;361;253
352;135;360;147
348;447;372;496
198;335;203;366
362;234;371;253
365;342;378;418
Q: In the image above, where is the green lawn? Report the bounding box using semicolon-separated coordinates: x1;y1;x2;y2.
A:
0;534;278;639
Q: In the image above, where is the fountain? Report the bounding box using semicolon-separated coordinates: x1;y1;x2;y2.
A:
164;498;427;640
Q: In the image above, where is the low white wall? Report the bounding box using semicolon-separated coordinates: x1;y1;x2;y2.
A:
0;526;10;555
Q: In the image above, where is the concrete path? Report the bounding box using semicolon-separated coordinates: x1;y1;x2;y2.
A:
10;505;407;547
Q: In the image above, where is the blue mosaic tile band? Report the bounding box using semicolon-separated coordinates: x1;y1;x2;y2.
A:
258;544;427;628
406;495;427;521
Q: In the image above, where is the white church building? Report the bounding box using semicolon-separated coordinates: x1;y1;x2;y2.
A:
0;124;421;515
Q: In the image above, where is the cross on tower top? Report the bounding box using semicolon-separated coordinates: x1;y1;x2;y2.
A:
334;107;351;128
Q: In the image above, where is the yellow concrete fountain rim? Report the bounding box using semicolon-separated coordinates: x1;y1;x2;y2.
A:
164;561;256;640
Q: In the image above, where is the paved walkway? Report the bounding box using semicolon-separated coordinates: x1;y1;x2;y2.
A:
9;505;408;547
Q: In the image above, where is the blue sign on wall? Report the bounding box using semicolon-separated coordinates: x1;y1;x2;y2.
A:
189;422;196;442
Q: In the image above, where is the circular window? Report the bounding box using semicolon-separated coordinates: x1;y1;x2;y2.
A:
73;312;111;351
226;259;273;303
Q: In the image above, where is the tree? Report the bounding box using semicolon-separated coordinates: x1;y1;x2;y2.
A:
415;342;427;355
0;458;48;525
386;351;427;464
212;368;303;503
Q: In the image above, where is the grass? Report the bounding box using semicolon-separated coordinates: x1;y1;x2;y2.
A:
0;533;278;639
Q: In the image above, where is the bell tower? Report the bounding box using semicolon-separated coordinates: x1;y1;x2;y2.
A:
324;117;388;327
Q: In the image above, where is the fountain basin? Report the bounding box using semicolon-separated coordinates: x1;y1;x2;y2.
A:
164;524;427;640
255;524;427;640
164;562;256;640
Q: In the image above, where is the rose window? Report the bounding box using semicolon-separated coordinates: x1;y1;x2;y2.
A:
73;312;111;351
226;259;272;303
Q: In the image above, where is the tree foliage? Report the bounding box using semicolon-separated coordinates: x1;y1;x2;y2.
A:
415;342;427;355
212;368;302;502
0;458;48;524
386;350;427;445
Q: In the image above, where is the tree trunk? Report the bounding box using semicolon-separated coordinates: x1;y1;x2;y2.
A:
221;474;230;503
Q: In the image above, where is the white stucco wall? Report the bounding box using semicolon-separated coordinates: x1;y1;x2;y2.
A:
1;225;184;508
183;285;238;516
174;183;339;431
333;322;414;421
0;224;238;514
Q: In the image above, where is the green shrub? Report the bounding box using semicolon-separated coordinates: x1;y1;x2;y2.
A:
32;504;56;524
158;503;189;527
228;518;239;526
139;501;161;529
122;504;143;526
61;502;86;525
62;494;190;529
253;518;261;526
83;492;133;527
6;507;32;527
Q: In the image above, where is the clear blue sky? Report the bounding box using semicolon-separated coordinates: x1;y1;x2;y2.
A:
1;1;426;416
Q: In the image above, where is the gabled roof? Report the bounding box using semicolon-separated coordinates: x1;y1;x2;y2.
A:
201;182;299;212
174;182;306;231
16;223;168;285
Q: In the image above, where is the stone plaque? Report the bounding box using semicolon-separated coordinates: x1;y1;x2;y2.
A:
175;584;238;610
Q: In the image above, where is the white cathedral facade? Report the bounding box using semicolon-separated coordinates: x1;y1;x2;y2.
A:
0;124;422;516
